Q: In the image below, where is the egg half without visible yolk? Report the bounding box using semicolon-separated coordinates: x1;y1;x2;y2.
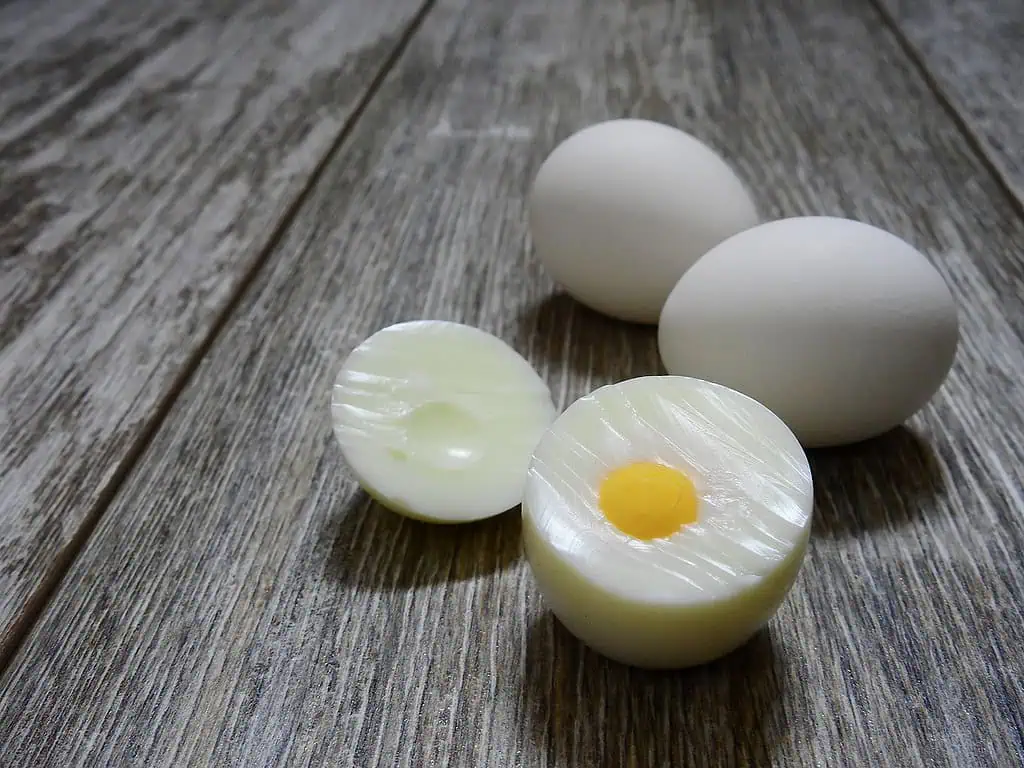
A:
331;321;558;523
522;376;814;669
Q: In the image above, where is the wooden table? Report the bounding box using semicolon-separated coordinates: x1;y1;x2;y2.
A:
2;0;1022;765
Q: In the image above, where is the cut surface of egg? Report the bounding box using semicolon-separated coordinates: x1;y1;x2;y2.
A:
528;118;759;324
522;376;813;669
331;321;557;523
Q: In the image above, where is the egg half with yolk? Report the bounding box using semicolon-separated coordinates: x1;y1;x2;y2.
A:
522;375;813;669
331;321;558;523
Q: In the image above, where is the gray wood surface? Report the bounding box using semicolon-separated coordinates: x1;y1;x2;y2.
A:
0;0;428;663
875;0;1024;205
2;0;1023;766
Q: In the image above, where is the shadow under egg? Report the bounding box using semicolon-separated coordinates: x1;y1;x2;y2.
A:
516;291;663;393
807;425;946;537
324;489;523;590
522;613;787;767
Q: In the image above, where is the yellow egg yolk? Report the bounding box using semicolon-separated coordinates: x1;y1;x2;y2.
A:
598;462;698;540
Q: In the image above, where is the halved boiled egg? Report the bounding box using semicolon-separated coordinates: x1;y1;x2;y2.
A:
522;376;813;669
331;321;558;523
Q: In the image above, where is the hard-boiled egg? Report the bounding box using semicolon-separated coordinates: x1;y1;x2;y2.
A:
528;119;759;324
658;216;959;447
522;376;813;669
331;321;558;523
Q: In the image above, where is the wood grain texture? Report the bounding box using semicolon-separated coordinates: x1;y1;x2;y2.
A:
875;0;1024;205
2;0;1024;765
0;0;429;661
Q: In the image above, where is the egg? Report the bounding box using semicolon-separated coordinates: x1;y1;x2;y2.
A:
528;119;759;324
658;216;959;448
522;376;813;669
331;321;558;523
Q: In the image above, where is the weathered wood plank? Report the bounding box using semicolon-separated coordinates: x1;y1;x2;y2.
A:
0;0;429;662
2;0;1023;765
874;0;1024;205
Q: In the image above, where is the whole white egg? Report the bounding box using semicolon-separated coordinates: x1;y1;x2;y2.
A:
528;119;759;324
522;376;813;669
658;217;959;448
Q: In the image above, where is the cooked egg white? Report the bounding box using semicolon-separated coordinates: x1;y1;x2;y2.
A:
522;376;813;669
331;321;558;523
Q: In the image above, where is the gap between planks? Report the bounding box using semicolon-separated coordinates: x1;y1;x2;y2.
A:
0;0;440;672
867;0;1024;228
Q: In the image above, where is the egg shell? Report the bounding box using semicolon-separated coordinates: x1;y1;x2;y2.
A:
658;217;959;448
528;119;759;324
522;376;813;669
